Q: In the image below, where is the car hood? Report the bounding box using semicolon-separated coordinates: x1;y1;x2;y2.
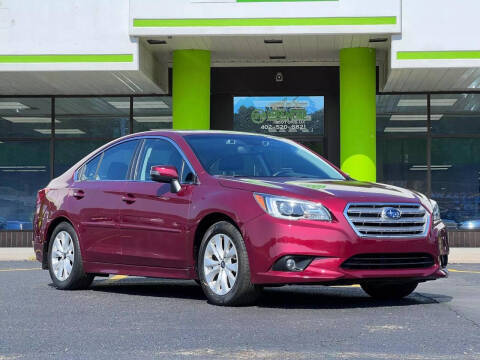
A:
217;177;430;209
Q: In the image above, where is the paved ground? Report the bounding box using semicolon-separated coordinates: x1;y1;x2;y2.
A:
1;261;480;360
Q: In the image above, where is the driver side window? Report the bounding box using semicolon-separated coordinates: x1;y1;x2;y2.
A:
135;138;193;183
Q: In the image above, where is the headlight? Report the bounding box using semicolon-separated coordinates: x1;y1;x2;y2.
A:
430;199;441;222
254;193;331;221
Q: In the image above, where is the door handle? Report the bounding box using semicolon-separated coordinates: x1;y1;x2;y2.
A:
122;194;136;204
73;190;85;199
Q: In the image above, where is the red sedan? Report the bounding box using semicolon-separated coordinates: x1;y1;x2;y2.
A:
33;131;449;306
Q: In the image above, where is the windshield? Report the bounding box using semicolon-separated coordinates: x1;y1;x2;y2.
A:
184;134;345;180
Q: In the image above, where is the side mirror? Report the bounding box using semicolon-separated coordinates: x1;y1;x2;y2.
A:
150;165;181;193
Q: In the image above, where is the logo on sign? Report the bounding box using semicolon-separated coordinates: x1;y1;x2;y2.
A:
381;207;402;220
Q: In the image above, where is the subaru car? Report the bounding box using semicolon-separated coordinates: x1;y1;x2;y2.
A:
33;131;449;306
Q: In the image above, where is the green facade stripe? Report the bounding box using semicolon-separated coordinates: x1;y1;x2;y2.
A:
133;16;396;28
0;54;134;63
397;51;480;60
172;50;211;130
237;0;337;2
340;48;377;182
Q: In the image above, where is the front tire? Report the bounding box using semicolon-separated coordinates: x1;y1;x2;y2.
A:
48;222;94;290
198;221;261;306
361;282;418;300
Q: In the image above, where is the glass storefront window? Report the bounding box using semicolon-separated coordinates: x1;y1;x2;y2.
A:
431;94;480;135
133;96;172;133
55;97;129;138
431;138;480;228
54;139;109;177
0;98;51;138
377;137;428;194
0;141;51;230
376;94;428;135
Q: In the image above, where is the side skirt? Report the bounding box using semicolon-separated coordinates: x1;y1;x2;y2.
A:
84;261;194;280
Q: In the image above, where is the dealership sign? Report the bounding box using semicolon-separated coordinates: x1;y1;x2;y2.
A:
233;96;324;135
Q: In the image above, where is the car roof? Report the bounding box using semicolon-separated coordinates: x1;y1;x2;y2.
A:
125;130;289;141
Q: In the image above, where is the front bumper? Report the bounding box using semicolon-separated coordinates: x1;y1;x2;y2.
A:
243;214;449;285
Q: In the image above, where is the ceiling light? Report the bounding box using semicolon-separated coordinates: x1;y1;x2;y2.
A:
384;127;428;133
107;101;130;109
270;56;286;60
147;39;167;45
409;167;450;171
108;101;169;109
264;39;283;44
0;165;47;172
0;102;29;110
0;166;46;169
1;169;46;172
389;114;443;121
134;101;169;109
3;117;54;123
397;99;458;107
34;129;85;135
369;38;388;43
134;116;172;123
432;99;458;106
409;165;452;171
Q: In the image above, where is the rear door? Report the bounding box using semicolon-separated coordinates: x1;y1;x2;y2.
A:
72;139;139;264
118;137;195;268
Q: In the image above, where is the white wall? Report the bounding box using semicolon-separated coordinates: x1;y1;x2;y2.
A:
391;0;480;69
0;0;138;71
0;0;169;94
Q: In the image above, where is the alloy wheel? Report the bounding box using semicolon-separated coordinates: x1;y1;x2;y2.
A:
203;233;238;296
51;231;75;281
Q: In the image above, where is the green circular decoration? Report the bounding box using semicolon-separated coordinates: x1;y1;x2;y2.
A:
251;109;267;124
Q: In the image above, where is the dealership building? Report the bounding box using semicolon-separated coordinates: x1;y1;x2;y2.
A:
0;0;479;246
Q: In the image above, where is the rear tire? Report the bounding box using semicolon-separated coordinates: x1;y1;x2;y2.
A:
48;222;94;290
198;221;261;306
361;282;418;300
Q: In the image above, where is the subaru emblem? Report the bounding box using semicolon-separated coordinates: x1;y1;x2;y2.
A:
381;207;402;220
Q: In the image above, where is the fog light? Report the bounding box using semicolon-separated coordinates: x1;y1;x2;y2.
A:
285;258;296;271
272;255;316;272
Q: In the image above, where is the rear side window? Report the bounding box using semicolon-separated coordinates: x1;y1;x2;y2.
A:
79;140;138;181
97;140;138;181
135;138;193;183
80;154;102;181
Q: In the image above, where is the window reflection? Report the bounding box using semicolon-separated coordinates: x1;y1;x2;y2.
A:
55;97;129;138
0;141;50;230
376;94;428;135
431;138;480;228
0;98;51;137
133;97;172;132
431;94;480;135
377;137;427;194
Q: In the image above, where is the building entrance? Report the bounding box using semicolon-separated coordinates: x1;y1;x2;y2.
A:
209;66;340;166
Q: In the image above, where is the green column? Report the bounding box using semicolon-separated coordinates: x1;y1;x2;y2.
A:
339;47;377;182
172;50;211;129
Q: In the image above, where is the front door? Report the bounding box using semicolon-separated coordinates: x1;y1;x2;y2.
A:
118;138;195;268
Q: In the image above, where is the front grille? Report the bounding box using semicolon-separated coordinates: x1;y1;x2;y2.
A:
341;253;435;270
344;203;429;238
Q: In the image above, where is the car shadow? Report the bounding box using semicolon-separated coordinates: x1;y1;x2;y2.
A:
85;278;453;309
256;287;452;310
